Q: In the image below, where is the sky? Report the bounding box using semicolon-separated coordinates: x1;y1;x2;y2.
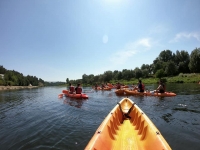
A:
0;0;200;82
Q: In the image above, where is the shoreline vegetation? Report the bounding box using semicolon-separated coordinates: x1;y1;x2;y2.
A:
66;74;200;87
0;86;38;91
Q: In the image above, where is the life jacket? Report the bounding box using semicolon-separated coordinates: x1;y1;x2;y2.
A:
69;86;75;93
76;87;82;94
116;83;121;89
162;84;165;91
142;84;145;90
138;83;145;92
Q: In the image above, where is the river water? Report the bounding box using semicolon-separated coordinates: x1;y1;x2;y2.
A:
0;83;200;150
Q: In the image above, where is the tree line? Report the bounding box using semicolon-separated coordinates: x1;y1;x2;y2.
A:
67;48;200;85
0;66;45;86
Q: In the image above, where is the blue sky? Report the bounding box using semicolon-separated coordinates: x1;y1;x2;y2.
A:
0;0;200;82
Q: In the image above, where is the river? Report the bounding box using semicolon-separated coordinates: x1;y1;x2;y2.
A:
0;83;200;150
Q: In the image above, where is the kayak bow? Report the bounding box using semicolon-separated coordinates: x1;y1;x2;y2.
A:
85;98;171;150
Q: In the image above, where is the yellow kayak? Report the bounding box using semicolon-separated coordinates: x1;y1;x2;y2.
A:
85;98;171;150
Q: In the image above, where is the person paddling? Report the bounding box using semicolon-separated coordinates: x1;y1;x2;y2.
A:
94;83;98;90
154;80;165;93
75;83;82;94
116;82;121;89
137;80;145;92
69;83;75;94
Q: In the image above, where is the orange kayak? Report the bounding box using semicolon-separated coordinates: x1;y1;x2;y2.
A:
62;90;88;99
115;89;124;95
114;88;129;95
93;87;112;91
124;89;176;97
85;98;171;150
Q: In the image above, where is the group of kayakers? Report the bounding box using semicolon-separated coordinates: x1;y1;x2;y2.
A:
130;79;165;93
68;83;82;94
93;82;130;90
116;79;165;93
67;79;166;95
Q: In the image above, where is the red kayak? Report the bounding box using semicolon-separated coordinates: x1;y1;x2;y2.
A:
62;90;88;99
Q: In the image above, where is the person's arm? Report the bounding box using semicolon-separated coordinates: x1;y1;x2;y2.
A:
156;85;161;90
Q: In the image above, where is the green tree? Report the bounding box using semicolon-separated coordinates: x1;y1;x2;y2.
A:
142;69;149;78
134;67;142;79
112;70;119;80
104;71;113;82
174;50;190;73
0;65;6;74
189;48;200;73
82;74;88;84
158;50;174;62
155;69;165;79
152;60;165;74
66;78;69;84
117;72;122;80
165;61;177;76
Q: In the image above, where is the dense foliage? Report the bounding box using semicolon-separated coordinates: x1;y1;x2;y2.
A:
66;48;200;85
0;66;45;86
44;81;66;86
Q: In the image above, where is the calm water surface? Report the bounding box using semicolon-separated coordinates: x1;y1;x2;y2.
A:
0;83;200;150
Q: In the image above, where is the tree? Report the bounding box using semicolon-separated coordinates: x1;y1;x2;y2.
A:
155;69;165;79
82;74;88;84
189;48;200;73
158;50;174;62
122;69;133;80
104;71;113;82
165;61;177;76
113;70;119;80
117;72;122;80
152;60;165;74
0;65;6;74
66;78;69;84
134;67;142;79
174;50;190;73
142;69;149;78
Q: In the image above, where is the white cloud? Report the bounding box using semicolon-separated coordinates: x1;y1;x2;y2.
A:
110;38;152;64
149;25;169;35
169;32;200;43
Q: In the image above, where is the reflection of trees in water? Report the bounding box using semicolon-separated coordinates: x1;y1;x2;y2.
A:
63;98;85;108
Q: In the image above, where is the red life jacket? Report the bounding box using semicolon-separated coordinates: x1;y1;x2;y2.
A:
76;87;82;94
69;86;75;93
142;84;145;90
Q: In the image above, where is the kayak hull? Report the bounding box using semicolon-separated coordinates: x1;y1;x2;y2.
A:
124;90;176;97
93;87;112;91
62;90;88;99
115;89;124;95
85;98;171;150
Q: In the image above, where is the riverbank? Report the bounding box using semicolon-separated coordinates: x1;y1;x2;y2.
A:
0;86;38;91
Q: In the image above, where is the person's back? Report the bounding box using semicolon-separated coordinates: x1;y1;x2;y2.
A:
101;84;105;89
69;83;75;94
94;84;98;90
159;82;165;93
138;80;144;92
116;82;121;89
75;83;82;94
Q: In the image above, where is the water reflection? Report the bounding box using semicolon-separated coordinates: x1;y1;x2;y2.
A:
63;97;87;108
